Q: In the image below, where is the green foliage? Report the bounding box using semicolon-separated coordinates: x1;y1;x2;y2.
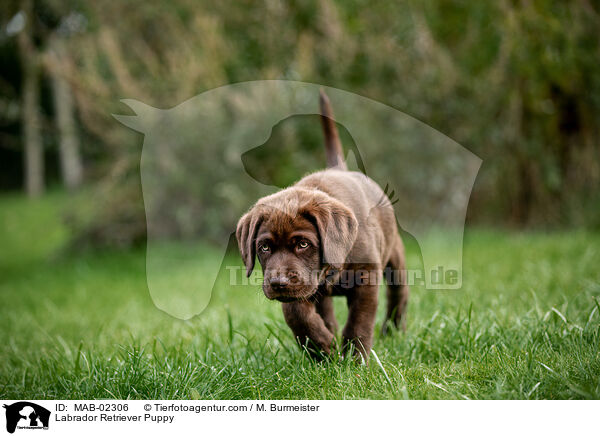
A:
0;191;69;272
2;0;599;246
1;194;599;399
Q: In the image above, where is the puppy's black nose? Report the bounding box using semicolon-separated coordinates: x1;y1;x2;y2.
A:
269;276;291;290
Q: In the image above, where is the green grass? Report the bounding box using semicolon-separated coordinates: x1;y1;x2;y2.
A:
1;192;599;399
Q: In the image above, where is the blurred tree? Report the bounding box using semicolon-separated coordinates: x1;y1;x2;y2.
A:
17;0;44;197
47;36;83;190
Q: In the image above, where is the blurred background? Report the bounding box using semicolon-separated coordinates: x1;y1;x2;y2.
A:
1;0;599;250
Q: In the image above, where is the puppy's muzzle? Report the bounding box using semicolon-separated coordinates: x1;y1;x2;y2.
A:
263;272;315;301
269;275;293;291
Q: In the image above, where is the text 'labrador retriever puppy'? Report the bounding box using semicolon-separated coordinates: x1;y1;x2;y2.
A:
236;90;409;362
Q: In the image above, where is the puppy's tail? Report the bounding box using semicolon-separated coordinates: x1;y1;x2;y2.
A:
319;89;347;170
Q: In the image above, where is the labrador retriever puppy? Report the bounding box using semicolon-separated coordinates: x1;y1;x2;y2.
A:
236;90;408;361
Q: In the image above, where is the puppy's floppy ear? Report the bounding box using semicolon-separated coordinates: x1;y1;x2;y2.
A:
236;207;264;277
303;195;358;269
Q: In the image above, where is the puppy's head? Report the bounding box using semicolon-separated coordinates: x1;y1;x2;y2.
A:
236;188;358;302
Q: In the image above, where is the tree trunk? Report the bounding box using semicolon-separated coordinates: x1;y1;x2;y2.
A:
49;38;83;190
18;0;44;197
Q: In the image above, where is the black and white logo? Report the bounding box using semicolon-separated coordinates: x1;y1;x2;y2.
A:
2;402;50;434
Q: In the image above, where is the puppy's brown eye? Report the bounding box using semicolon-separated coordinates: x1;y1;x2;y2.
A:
259;243;270;253
297;240;310;249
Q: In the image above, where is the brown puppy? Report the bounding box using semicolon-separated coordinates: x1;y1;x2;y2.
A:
236;91;409;361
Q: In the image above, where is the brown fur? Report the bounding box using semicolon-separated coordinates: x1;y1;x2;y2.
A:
236;92;409;361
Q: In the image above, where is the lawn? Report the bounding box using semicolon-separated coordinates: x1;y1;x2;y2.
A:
1;192;599;399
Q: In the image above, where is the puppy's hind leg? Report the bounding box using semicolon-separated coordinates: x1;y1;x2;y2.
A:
381;237;409;335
